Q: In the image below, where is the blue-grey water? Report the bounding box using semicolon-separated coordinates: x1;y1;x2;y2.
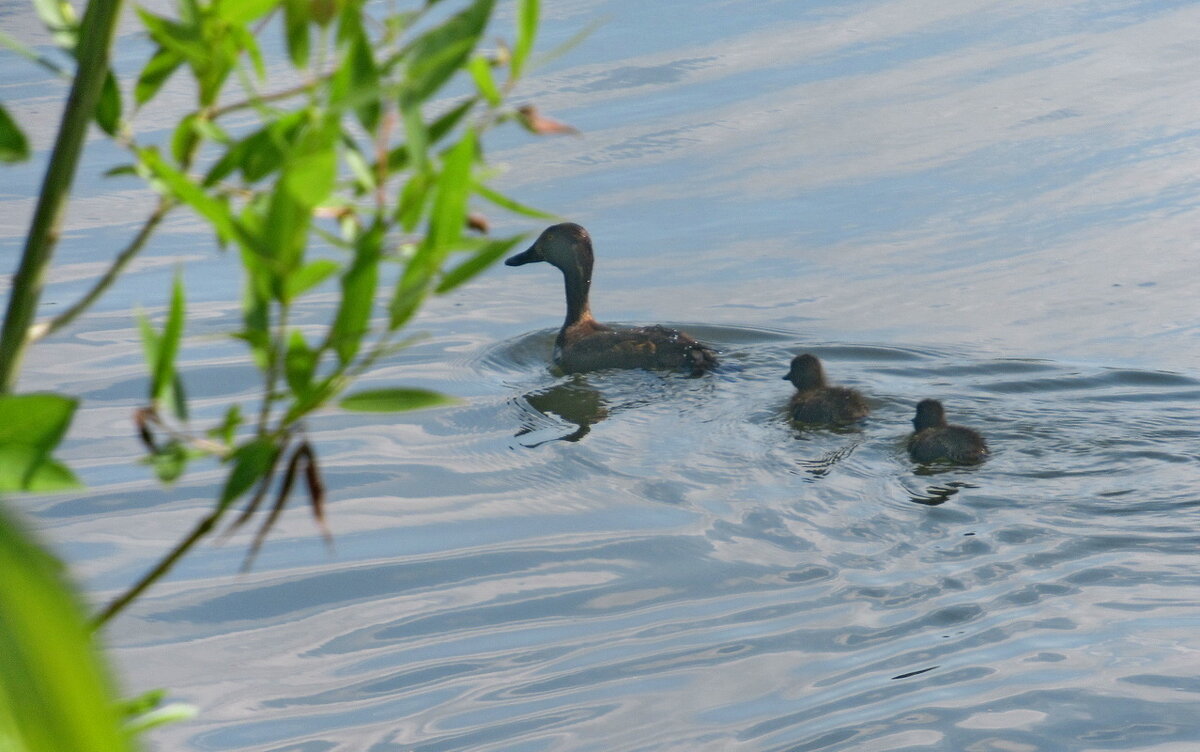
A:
4;0;1200;750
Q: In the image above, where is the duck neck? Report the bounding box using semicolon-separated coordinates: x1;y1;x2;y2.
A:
560;255;594;328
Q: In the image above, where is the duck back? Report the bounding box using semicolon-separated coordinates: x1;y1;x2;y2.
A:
557;323;717;376
907;425;988;464
789;387;869;426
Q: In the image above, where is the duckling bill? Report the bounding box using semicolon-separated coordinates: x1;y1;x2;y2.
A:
783;353;869;426
506;223;718;375
907;399;988;464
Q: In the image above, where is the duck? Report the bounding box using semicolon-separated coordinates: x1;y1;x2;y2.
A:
907;399;988;464
783;353;869;425
505;223;718;375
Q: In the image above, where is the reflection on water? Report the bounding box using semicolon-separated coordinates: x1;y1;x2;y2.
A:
72;323;1200;752
7;0;1200;750
516;377;609;445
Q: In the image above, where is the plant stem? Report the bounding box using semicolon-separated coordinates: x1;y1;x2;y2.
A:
91;507;219;628
27;199;173;344
0;0;125;393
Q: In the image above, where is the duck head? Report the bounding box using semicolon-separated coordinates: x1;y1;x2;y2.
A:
783;353;827;391
506;223;594;276
913;399;947;431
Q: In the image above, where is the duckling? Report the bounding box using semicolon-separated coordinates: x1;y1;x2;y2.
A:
505;223;718;375
783;353;869;426
907;399;988;464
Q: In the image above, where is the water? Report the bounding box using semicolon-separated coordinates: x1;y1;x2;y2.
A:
5;0;1200;750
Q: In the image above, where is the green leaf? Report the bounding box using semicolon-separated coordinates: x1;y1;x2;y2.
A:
153;272;187;416
512;0;539;80
329;223;382;365
340;388;459;412
399;97;428;172
138;147;237;243
135;46;184;107
435;235;524;293
285;259;340;301
0;393;79;492
0;104;30;162
0;506;134;752
468;55;501;106
95;69;121;136
423;127;476;256
32;0;79;50
283;0;310;67
207;404;243;447
387;272;432;331
218;0;276;24
474;182;556;219
135;8;205;66
404;0;495;102
218;438;277;511
149;440;189;484
330;13;380;131
284;329;317;397
283;118;338;208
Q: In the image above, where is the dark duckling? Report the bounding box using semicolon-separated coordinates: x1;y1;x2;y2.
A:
783;353;870;426
505;223;718;375
907;399;988;464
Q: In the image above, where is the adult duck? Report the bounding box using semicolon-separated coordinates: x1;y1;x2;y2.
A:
907;399;989;464
505;223;718;375
783;353;869;426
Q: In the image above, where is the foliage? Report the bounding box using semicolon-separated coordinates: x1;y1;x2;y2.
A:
1;0;565;747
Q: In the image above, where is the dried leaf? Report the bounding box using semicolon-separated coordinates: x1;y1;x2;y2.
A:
467;212;490;234
516;104;579;136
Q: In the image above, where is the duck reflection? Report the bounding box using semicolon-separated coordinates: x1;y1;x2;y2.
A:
515;376;608;446
908;480;978;506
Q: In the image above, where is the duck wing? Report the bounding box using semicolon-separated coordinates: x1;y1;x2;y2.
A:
558;324;718;375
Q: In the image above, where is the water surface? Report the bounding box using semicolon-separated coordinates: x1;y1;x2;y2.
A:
5;0;1200;750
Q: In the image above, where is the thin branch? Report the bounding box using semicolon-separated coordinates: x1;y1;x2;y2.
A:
28;199;174;344
0;0;124;393
92;507;219;628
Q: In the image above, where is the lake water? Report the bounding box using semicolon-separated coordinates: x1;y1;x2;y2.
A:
5;0;1200;749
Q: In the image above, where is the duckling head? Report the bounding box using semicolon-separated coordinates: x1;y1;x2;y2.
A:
506;223;594;276
913;398;947;431
783;353;827;391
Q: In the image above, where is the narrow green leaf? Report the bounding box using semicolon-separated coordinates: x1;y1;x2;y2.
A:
0;392;82;493
0;104;30;162
387;272;431;331
149;440;189;484
399;97;428;172
32;0;79;50
329;224;382;365
138;147;237;242
283;117;338;208
135;46;184;106
218;0;276;24
218;438;277;511
135;8;205;66
284;330;317;397
474;182;556;219
0;393;75;448
151;272;187;413
285;259;340;301
404;0;494;102
207;404;242;447
435;234;524;293
468;55;501;106
396;169;432;232
423;127;476;255
512;0;539;80
0;506;134;752
94;69;120;136
282;0;310;67
340;388;459;412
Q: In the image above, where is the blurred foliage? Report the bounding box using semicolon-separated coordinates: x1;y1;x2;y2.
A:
1;0;566;747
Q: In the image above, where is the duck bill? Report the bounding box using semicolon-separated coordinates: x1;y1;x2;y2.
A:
505;244;543;266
